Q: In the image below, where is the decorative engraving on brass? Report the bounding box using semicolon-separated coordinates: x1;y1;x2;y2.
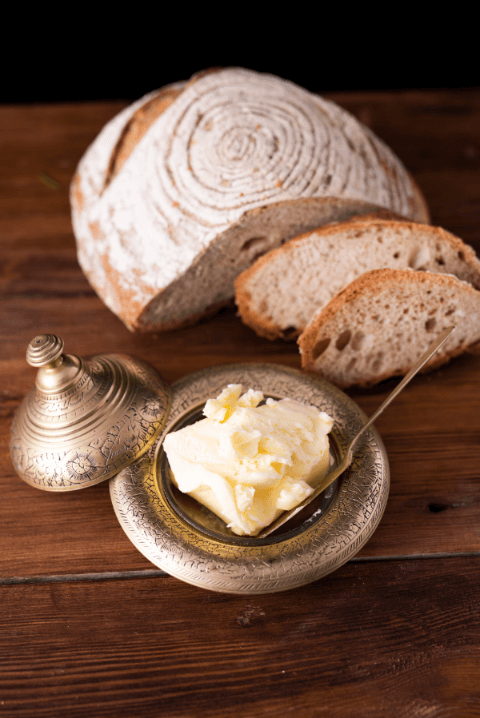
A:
10;335;171;491
110;363;390;594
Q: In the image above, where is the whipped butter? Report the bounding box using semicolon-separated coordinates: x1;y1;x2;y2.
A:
163;384;333;536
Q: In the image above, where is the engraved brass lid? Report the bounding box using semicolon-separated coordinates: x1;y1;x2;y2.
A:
10;334;171;491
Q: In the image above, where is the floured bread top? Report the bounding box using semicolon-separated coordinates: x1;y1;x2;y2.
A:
72;68;428;331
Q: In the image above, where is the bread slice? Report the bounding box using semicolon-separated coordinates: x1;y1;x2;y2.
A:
71;68;429;333
298;268;480;388
235;219;480;340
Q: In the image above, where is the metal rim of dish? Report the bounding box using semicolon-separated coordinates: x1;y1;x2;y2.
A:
109;363;390;594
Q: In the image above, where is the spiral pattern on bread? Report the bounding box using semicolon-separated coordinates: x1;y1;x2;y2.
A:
107;69;416;233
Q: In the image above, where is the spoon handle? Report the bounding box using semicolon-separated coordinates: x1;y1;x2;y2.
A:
257;325;455;539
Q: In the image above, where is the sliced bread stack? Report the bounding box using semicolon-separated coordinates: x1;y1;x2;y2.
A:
71;68;429;332
235;217;480;387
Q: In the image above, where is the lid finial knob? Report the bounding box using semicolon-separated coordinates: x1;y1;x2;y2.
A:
26;334;64;367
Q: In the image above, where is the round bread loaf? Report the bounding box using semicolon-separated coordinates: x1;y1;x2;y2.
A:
71;68;430;332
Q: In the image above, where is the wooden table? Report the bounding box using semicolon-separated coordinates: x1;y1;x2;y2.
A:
1;90;480;717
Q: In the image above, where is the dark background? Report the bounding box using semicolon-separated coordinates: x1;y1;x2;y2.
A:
5;15;477;104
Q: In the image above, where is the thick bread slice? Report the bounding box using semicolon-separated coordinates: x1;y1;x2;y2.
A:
71;68;429;333
298;268;480;388
235;219;480;340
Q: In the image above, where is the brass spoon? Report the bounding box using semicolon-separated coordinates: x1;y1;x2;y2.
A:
257;325;455;539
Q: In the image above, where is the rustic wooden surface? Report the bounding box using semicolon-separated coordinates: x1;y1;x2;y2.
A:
1;90;480;717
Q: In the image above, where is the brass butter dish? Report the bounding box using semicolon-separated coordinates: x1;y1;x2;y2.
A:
10;334;171;491
110;363;390;594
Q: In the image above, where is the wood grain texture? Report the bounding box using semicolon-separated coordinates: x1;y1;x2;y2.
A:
1;558;479;718
1;92;480;716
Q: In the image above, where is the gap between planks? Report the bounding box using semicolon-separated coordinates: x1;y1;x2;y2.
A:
1;551;480;586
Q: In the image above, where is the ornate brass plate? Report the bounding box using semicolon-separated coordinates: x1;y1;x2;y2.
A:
110;364;389;594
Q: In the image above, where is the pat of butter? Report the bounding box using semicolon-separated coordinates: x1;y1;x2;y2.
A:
163;384;333;536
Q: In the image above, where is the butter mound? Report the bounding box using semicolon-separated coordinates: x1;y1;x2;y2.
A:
163;384;333;536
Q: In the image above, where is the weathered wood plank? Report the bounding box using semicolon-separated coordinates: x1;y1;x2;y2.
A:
1;557;479;718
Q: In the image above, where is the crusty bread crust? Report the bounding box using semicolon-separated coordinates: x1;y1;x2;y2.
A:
235;218;480;341
298;268;480;387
